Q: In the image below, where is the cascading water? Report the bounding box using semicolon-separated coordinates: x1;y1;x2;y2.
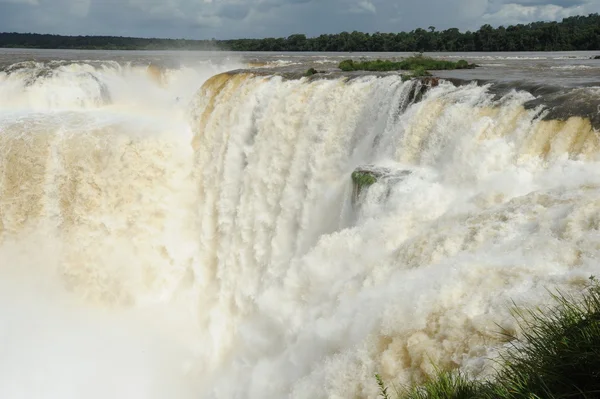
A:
1;60;599;399
0;58;238;399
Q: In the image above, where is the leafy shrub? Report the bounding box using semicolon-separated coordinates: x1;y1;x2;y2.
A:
339;59;356;71
338;56;476;72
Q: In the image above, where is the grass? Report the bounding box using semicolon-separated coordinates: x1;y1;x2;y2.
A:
376;374;392;399
376;276;600;399
338;54;476;73
407;66;431;79
491;276;600;399
400;370;482;399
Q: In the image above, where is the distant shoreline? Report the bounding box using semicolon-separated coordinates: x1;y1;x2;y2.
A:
1;13;599;52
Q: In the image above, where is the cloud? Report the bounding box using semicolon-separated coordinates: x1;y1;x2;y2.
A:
348;0;376;14
218;3;251;20
499;0;586;5
0;0;39;4
68;0;91;17
0;0;598;39
481;0;598;26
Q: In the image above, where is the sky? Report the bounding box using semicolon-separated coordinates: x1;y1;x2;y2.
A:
0;0;598;40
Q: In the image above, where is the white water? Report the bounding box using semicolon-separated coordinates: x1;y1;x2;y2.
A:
1;61;600;398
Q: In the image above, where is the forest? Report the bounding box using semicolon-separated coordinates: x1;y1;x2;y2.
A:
1;13;599;52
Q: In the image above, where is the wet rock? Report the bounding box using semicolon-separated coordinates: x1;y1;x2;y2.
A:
420;76;440;87
351;165;411;200
402;77;440;105
305;68;319;76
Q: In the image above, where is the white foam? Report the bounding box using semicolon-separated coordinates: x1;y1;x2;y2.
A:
190;75;600;397
0;59;245;111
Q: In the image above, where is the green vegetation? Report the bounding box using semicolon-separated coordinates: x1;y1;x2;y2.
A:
352;170;378;188
400;67;433;82
409;67;431;77
376;374;392;399
401;370;481;399
490;277;600;399
338;55;474;72
338;59;357;71
456;60;469;69
339;55;469;81
1;13;599;51
378;276;600;399
304;67;318;76
351;169;379;200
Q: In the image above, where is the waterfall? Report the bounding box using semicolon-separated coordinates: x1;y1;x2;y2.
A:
1;66;599;398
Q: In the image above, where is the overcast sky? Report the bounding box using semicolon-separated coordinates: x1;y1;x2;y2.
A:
0;0;598;39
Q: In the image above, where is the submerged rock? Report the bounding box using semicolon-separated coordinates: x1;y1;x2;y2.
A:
398;76;441;105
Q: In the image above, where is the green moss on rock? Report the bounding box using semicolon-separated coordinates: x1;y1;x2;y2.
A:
305;67;318;76
352;170;378;187
351;166;412;202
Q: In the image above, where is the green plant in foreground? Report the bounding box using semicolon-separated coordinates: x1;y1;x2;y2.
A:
400;370;483;399
490;277;600;399
376;374;391;399
378;277;600;399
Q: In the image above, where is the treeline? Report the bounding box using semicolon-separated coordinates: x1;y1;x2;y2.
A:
0;33;219;51
1;13;599;52
224;14;600;52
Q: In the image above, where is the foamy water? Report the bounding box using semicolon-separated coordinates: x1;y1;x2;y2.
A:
1;52;600;399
